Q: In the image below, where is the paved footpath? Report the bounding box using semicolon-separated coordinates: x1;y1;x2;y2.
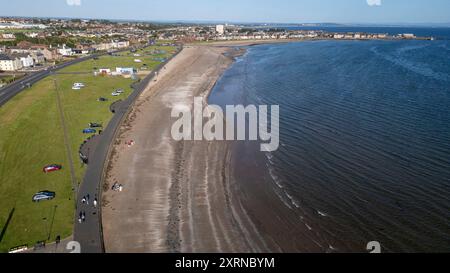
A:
73;48;182;253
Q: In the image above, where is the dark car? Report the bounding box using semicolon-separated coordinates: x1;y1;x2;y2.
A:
89;123;103;128
43;164;62;173
83;128;96;134
32;191;56;202
97;97;108;102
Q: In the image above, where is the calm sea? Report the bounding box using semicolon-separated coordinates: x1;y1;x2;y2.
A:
209;28;450;252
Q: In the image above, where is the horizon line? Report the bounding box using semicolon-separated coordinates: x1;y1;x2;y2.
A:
1;15;450;28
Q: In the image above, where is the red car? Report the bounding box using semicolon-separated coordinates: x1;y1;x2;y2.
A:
43;164;62;173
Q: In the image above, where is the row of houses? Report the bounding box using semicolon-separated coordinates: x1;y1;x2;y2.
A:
0;52;45;71
0;33;16;40
56;40;131;56
92;40;130;51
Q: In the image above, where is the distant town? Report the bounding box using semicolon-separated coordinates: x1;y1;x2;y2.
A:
0;17;434;87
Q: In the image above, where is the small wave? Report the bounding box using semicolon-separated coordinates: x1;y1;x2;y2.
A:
268;166;284;189
274;190;292;210
326;245;339;253
370;46;449;81
396;44;430;54
317;211;329;217
265;152;274;163
285;191;301;208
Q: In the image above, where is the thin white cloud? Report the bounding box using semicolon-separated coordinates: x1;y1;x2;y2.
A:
367;0;382;6
66;0;82;6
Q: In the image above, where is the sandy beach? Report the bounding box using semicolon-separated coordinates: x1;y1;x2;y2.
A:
102;46;274;252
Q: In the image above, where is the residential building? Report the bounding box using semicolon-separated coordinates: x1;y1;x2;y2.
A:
0;33;15;40
58;44;73;56
216;25;225;35
31;52;45;64
0;54;23;71
402;33;416;39
13;53;34;67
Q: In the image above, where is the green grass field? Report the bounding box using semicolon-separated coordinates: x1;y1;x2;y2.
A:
0;44;176;252
63;45;177;73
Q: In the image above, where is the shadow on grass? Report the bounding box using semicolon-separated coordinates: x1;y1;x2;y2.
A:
0;208;15;243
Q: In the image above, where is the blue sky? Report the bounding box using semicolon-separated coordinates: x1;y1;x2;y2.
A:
1;0;449;24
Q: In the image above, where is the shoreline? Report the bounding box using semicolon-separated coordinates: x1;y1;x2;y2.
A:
102;45;273;252
101;42;340;253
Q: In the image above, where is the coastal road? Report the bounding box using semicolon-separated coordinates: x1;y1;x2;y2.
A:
73;48;182;253
0;45;151;253
0;55;99;107
0;48;133;107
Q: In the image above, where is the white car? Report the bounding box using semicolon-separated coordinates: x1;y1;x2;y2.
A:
72;83;85;90
112;92;121;96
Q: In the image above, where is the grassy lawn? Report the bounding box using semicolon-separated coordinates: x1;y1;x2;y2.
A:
63;45;176;73
0;44;176;252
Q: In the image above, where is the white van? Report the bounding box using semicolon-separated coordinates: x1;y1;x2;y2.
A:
72;83;85;90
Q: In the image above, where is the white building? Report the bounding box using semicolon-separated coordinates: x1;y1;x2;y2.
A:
1;33;16;40
113;40;130;49
58;44;73;56
25;32;39;38
93;40;130;51
0;54;23;71
402;33;416;39
216;25;225;35
116;67;135;75
14;53;34;67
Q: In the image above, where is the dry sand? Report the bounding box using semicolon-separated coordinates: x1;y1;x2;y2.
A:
102;46;274;252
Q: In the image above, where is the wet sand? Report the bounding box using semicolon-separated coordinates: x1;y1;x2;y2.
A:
102;46;274;252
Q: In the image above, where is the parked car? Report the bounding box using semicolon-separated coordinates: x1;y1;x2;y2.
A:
115;88;124;94
72;83;85;90
97;97;108;102
111;92;121;96
32;191;56;202
89;123;102;128
43;164;62;173
83;128;96;134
